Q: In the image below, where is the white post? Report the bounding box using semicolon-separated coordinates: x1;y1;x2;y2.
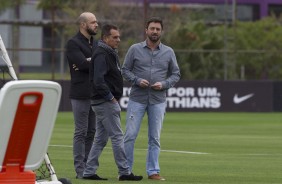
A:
0;35;18;80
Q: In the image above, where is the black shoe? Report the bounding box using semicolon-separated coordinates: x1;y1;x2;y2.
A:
119;173;143;181
83;174;108;180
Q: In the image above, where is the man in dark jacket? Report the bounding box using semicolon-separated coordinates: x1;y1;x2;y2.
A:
65;12;98;179
82;24;142;181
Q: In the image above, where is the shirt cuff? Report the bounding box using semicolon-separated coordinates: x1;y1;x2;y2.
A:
105;93;114;101
136;78;142;86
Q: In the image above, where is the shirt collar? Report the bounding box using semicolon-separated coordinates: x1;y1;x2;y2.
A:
78;31;93;45
141;40;162;50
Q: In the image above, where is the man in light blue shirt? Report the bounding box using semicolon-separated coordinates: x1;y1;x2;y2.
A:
122;17;180;181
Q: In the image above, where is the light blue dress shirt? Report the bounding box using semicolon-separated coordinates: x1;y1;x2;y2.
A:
122;40;181;104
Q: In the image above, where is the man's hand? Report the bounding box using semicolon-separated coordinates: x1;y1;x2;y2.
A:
151;82;162;90
140;79;150;88
72;64;79;71
111;98;118;103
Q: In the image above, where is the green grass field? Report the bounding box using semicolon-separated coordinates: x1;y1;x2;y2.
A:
46;112;282;184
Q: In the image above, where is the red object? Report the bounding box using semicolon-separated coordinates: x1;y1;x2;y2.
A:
0;92;43;184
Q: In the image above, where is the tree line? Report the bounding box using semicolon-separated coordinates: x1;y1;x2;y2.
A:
165;17;282;80
1;0;282;80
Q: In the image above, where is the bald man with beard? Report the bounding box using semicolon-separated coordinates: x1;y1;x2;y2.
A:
65;12;99;179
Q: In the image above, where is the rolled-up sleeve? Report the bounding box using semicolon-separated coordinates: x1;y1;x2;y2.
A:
121;46;139;85
162;49;180;90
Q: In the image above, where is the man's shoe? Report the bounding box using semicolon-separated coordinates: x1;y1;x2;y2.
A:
75;173;83;179
119;173;143;181
75;175;83;179
148;174;165;181
83;174;108;180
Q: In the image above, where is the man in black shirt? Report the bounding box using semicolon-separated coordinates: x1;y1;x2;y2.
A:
65;12;98;179
83;24;142;181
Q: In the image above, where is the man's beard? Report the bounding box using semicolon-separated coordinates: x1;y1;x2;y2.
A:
148;34;160;43
86;26;97;36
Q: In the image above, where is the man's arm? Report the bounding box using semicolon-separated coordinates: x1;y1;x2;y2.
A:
93;54;114;101
66;39;91;72
121;46;146;87
161;49;181;90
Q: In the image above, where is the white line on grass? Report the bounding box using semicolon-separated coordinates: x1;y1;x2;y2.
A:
49;144;209;155
49;145;282;155
240;153;282;156
161;149;209;154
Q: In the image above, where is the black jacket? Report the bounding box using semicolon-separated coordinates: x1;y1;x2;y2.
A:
90;45;123;103
65;31;96;99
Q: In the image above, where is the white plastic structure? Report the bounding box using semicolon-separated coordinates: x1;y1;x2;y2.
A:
0;80;62;184
0;34;68;184
0;35;18;80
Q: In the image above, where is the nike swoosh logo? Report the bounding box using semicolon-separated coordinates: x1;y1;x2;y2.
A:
233;93;254;104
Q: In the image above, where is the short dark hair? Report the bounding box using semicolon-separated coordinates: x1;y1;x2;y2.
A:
101;24;118;40
146;17;163;29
